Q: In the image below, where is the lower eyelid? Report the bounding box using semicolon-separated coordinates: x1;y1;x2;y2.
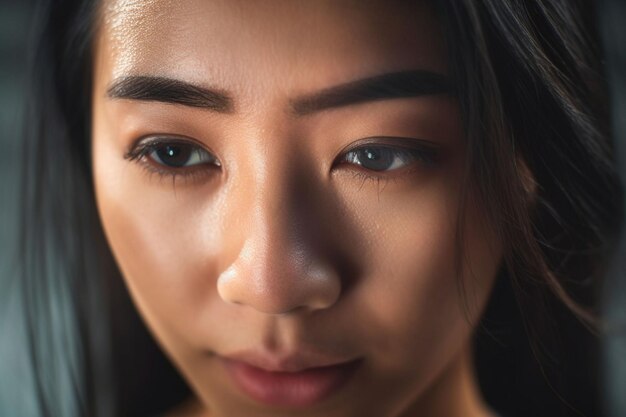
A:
139;159;219;185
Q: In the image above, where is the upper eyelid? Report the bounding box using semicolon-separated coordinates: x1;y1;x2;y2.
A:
337;137;440;164
124;134;217;161
338;136;440;154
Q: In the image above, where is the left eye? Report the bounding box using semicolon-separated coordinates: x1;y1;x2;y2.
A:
341;146;430;172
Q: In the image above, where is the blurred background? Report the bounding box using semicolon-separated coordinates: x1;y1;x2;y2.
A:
599;0;626;415
0;1;39;415
0;1;40;417
0;0;624;416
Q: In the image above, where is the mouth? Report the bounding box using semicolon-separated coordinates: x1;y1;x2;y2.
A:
220;353;362;408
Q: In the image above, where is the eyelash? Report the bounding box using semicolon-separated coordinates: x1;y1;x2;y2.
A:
124;137;220;185
124;136;439;186
336;143;436;181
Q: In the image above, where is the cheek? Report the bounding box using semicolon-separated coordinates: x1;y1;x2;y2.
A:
91;132;226;345
335;171;500;374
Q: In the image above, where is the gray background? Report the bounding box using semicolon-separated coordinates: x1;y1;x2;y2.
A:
599;0;626;415
0;1;624;416
0;1;39;416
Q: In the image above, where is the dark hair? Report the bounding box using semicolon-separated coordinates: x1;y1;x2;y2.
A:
18;0;623;416
437;2;622;415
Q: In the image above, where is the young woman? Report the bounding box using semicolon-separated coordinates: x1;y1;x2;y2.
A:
17;0;623;416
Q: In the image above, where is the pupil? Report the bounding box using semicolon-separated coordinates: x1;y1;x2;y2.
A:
358;148;393;171
156;145;192;167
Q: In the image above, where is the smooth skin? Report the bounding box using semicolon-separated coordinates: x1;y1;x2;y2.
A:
92;1;502;416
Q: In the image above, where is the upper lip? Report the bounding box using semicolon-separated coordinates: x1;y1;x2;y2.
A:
220;350;359;373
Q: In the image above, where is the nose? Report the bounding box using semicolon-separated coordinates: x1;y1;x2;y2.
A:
217;174;342;315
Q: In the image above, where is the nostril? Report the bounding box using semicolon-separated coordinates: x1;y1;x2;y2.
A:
259;305;305;316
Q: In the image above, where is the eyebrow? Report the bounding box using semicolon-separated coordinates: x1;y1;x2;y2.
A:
106;70;454;115
106;75;233;112
291;70;455;115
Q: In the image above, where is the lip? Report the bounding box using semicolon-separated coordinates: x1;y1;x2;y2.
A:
220;352;361;407
223;350;357;372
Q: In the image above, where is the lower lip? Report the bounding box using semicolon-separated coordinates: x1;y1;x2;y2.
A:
222;358;361;408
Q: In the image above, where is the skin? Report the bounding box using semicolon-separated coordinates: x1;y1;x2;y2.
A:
92;1;502;416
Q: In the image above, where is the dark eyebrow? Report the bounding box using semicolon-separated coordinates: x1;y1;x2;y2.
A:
106;75;233;112
106;71;453;115
291;70;455;116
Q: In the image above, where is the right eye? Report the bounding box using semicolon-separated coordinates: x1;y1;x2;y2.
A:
124;137;221;181
147;142;219;168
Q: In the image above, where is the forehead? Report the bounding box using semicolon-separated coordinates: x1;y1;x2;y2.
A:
96;0;446;98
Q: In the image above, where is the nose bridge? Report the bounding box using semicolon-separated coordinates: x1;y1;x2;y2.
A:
250;170;307;279
217;143;341;314
246;137;308;264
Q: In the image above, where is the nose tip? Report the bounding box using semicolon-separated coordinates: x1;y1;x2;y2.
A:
216;154;343;315
217;240;342;315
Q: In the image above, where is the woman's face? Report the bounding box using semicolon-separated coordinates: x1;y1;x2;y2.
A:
92;1;501;416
